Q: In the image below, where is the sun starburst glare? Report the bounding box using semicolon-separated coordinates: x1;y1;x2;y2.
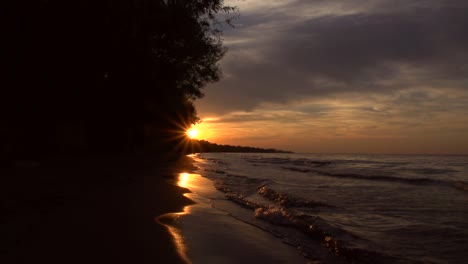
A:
186;128;198;139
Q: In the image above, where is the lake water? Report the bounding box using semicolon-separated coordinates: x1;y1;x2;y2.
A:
168;153;468;263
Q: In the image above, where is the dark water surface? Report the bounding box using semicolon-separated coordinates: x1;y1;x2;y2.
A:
191;153;468;263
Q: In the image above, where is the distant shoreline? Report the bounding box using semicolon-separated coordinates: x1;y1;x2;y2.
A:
188;139;293;153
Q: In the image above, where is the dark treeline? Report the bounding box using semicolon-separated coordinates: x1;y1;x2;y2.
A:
187;140;292;153
2;0;235;160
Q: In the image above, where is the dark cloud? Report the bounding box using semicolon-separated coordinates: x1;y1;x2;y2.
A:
205;110;313;124
198;1;468;114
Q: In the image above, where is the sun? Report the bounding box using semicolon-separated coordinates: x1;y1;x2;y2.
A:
186;128;198;139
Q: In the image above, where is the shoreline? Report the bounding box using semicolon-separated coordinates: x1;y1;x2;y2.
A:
2;154;195;263
159;170;311;264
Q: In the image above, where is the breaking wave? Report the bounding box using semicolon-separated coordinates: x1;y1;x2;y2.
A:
209;176;396;263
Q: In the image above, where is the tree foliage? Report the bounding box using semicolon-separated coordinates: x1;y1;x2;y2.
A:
2;0;236;157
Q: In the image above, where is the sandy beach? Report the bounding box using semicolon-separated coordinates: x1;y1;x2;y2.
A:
158;173;311;264
2;155;194;263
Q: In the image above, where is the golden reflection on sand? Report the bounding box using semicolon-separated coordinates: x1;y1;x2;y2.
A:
155;172;198;264
177;172;202;190
155;212;192;264
179;172;190;188
156;211;192;264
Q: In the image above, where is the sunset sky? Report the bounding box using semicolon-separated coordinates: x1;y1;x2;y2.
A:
194;0;468;154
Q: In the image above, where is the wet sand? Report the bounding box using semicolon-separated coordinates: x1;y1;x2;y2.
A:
2;155;194;263
158;173;311;264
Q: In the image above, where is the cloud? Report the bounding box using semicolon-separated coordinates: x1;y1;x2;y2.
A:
193;1;468;153
198;0;468;115
199;87;468;153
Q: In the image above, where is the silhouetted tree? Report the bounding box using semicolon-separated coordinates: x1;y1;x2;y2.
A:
2;0;236;158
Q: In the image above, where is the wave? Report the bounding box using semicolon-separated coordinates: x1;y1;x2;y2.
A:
402;168;458;175
245;155;410;167
210;177;398;263
280;166;311;173
320;171;446;186
257;185;334;208
205;157;229;165
204;168;228;175
280;166;468;193
245;157;291;164
246;157;332;167
247;155;458;176
252;204;397;263
454;181;468;192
